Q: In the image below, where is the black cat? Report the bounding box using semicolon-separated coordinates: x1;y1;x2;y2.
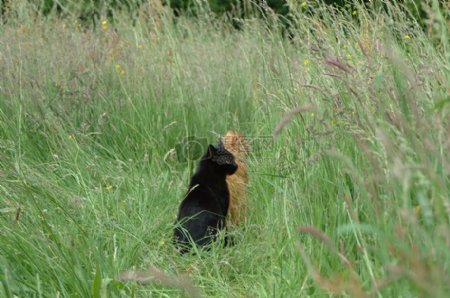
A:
174;140;238;254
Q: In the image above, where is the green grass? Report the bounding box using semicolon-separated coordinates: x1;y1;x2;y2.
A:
1;1;449;297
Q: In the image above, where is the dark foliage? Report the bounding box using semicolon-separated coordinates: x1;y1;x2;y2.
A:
1;0;436;29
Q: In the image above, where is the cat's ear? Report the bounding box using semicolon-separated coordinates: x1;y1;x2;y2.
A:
207;144;216;158
217;138;224;150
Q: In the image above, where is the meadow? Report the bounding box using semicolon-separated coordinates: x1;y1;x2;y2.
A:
0;1;449;297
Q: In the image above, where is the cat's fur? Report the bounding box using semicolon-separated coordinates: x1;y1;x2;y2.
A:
223;131;249;226
174;141;237;254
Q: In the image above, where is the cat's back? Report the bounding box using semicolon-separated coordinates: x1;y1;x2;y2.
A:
178;181;228;217
223;130;250;225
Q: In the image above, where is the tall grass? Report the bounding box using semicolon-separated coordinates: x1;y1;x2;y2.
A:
1;0;449;297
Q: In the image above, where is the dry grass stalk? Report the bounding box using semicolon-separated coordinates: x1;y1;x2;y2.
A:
117;265;204;298
272;104;316;138
296;229;367;298
298;226;352;267
325;57;355;73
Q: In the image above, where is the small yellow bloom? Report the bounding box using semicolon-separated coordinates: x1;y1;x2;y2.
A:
105;184;113;191
73;20;81;29
415;205;421;215
303;59;310;66
403;34;410;40
115;64;126;75
346;54;352;60
352;10;357;16
68;134;74;140
159;240;165;246
101;20;108;31
300;1;307;8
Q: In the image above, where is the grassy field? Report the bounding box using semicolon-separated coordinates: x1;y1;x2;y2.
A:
1;1;449;297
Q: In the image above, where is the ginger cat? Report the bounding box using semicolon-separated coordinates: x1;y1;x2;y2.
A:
223;131;249;226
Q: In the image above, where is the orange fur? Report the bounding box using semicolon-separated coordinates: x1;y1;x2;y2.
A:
223;130;249;226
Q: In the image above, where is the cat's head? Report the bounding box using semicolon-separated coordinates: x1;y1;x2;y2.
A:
203;139;238;175
223;130;249;158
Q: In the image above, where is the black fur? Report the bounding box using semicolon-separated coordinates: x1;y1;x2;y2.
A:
174;141;237;254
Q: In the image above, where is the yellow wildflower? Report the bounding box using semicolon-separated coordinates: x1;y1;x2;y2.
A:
415;205;421;215
403;34;410;40
352;10;357;16
115;64;126;76
74;19;81;30
303;59;310;66
300;1;307;8
105;184;113;191
101;20;108;31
